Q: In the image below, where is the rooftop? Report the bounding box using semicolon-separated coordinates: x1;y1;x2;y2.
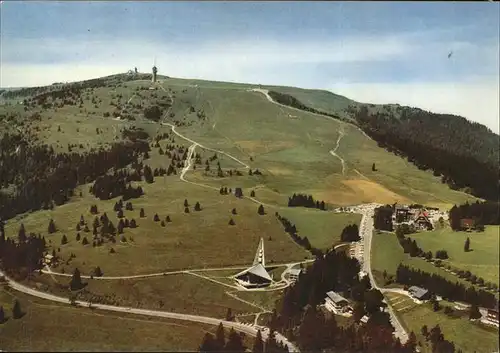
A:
326;291;348;304
408;286;429;299
235;263;272;282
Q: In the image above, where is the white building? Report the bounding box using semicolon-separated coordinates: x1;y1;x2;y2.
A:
233;238;273;288
43;254;54;266
288;268;302;282
324;291;350;314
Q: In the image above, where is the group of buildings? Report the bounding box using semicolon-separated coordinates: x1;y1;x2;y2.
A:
393;205;436;230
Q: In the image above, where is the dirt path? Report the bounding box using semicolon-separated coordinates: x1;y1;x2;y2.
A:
250;88;373;141
329;128;347;176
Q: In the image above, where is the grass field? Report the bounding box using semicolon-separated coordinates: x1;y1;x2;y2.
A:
278;208;362;250
370;232;482;287
385;292;499;353
4;178;310;276
0;288;249;352
410;226;500;285
26;271;260;319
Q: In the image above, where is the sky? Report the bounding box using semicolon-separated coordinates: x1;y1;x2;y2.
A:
1;1;499;133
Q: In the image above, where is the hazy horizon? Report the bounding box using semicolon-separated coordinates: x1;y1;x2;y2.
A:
1;1;498;132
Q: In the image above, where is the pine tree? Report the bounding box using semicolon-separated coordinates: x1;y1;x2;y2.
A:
0;306;4;323
70;268;84;291
48;219;57;234
257;205;265;215
199;333;217;352
234;188;243;198
12;299;23;319
250;190;255;197
94;266;103;277
372;163;376;171
117;209;124;218
154;214;160;222
252;330;264;353
421;324;429;338
225;308;233;321
225;328;245;352
184;207;190;214
117;221;124;234
229;218;235;226
166;215;171;223
61;234;68;245
140;208;145;218
232;208;237;215
76;232;81;241
469;303;481;320
18;223;27;243
194;202;201;211
130;219;137;228
215;322;226;351
184;199;189;207
161;220;166;227
464;237;470;252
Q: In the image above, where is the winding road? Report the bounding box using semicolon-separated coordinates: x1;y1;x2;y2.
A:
2;83;413;350
0;268;298;352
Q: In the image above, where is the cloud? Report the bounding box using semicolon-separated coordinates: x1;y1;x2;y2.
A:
1;30;498;133
329;80;499;134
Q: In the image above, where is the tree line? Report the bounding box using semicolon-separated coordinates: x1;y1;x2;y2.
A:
274;212;320;256
199;323;289;353
267;91;346;122
353;106;499;201
0;220;46;278
396;264;497;309
449;200;500;231
287;193;326;210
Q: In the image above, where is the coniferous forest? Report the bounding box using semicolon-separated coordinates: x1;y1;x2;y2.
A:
353;106;499;200
0;131;150;220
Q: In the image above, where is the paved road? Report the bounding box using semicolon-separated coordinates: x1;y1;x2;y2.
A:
0;269;299;352
353;204;410;344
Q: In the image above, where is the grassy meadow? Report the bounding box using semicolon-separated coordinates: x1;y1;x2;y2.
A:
385;292;499;353
370;232;487;287
0;288;247;352
410;226;499;285
5;178;310;276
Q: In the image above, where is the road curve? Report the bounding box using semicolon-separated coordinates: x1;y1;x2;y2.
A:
249;88;373;141
0;269;299;352
161;122;250;169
